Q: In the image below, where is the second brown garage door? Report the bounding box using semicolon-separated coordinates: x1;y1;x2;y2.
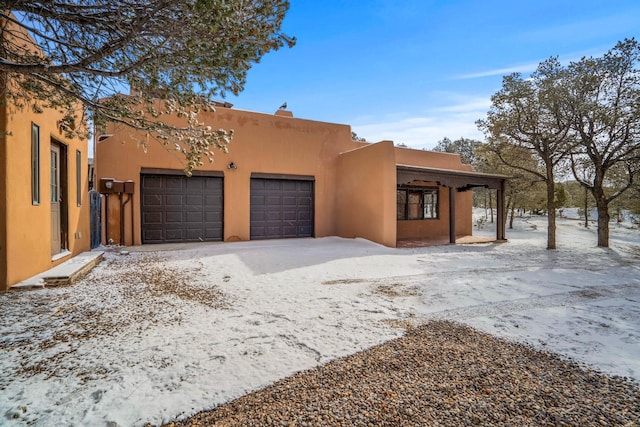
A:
250;177;314;240
141;173;223;244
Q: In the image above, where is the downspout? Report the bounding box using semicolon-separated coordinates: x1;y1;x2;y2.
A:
119;192;124;245
104;194;109;244
449;186;456;244
497;179;506;241
121;193;131;245
130;193;134;246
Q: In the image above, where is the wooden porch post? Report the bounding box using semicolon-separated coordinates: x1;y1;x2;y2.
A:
496;180;506;241
449;186;456;244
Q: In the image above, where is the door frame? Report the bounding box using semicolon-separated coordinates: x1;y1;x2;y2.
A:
50;139;69;256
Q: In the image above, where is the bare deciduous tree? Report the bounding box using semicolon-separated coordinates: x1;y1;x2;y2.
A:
477;58;574;249
566;38;640;247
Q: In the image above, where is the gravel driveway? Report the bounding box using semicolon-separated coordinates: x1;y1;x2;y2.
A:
163;321;640;426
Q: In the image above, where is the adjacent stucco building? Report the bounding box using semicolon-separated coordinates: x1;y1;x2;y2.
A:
0;20;91;291
96;103;506;249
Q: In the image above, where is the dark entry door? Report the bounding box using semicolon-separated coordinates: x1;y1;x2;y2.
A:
250;178;314;240
50;145;61;255
141;174;223;244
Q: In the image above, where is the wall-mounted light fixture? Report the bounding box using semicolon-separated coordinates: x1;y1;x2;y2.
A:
105;180;113;190
227;162;237;169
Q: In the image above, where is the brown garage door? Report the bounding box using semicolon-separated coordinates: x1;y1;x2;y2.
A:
141;173;223;243
250;177;314;239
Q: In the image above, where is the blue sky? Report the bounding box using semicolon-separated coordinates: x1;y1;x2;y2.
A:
226;0;640;149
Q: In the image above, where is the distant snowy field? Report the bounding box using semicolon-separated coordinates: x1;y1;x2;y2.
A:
1;215;639;426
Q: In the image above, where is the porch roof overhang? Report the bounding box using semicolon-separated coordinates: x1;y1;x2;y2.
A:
396;164;509;191
396;164;509;244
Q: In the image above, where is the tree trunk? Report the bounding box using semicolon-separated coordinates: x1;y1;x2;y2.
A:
545;163;556;250
547;184;556;249
594;193;610;248
590;169;611;247
583;186;589;228
505;190;516;230
509;202;516;229
544;157;556;249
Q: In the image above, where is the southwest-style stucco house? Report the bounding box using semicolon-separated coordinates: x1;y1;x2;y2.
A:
96;103;507;249
0;29;91;291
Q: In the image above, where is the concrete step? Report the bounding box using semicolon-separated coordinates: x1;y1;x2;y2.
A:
12;251;104;289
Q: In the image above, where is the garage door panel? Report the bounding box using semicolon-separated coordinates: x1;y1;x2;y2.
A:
282;225;297;236
204;226;222;238
143;212;162;224
165;177;183;189
266;226;282;237
205;211;222;222
250;226;265;237
143;229;163;242
266;195;282;205
299;182;312;191
298;225;312;235
143;194;162;206
298;197;312;206
143;176;163;188
251;195;266;205
282;196;297;206
267;211;281;221
165;228;184;241
205;195;221;206
205;178;222;190
250;211;265;221
282;181;298;191
283;211;297;221
185;177;204;190
185;195;204;206
186;228;206;239
166;212;183;223
251;179;265;190
165;194;184;206
250;178;313;240
141;174;223;244
185;211;204;223
265;181;281;191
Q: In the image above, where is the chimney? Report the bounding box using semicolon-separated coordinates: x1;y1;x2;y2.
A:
274;109;293;117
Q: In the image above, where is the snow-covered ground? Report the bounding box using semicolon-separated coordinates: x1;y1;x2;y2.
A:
1;215;639;426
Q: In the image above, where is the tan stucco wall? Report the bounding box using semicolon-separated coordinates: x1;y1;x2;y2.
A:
96;103;477;249
96;106;366;245
0;94;7;290
1;99;90;290
0;18;91;290
335;141;397;247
